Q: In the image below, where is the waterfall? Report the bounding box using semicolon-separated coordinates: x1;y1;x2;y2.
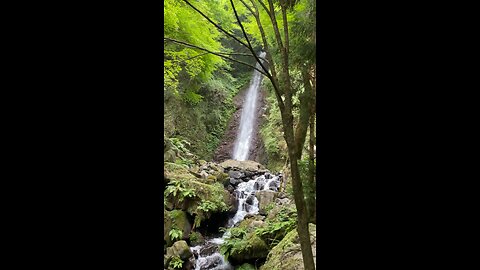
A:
232;52;267;161
191;172;280;270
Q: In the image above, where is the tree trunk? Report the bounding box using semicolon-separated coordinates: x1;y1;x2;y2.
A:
307;114;316;223
287;145;316;270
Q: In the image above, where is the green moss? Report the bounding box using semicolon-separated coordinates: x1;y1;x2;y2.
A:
260;224;316;270
164;210;191;247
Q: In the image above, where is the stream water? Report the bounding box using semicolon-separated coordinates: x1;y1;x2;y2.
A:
232;51;267;161
191;173;280;270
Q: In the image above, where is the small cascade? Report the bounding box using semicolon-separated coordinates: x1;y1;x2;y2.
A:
232;51;267;161
191;172;280;270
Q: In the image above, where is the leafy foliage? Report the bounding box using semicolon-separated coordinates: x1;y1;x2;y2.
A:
255;207;297;247
169;255;184;269
219;226;249;260
193;193;229;228
164;179;197;203
168;228;183;241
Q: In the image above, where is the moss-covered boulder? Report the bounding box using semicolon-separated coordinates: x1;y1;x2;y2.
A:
164;210;192;247
260;223;316;270
164;161;231;227
229;233;269;264
237;215;266;232
165;240;193;268
236;263;256;270
255;190;276;215
188;231;205;246
171;240;193;260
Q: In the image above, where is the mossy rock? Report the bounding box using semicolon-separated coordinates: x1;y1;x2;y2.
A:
238;216;266;233
164;162;197;182
260;223;316;270
164;149;177;163
236;263;256;270
229;233;269;264
164;210;192;247
219;159;267;172
215;172;230;187
185;181;230;213
188;231;205;246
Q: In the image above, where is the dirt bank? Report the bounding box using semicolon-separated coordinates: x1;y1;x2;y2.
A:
212;83;267;165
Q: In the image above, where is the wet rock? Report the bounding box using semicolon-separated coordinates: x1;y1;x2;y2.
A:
228;170;244;179
245;195;255;205
184;256;195;270
254;181;264;190
228;193;238;214
198;243;217;257
229;177;241;186
226;185;235;193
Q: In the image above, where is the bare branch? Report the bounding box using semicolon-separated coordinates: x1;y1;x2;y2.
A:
229;0;270;77
164;37;268;76
257;0;270;13
248;0;285;110
238;0;254;15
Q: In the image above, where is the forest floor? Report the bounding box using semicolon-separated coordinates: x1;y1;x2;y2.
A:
212;84;267;164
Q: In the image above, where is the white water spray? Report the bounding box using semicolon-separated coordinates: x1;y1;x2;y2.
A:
232;52;266;161
191;172;280;270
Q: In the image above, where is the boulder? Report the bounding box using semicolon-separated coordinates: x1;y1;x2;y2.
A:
255;190;276;215
228;170;244;179
226;185;235;193
172;240;193;260
165;240;193;268
164;149;176;163
229;233;269;264
260;223;316;270
164;210;192;247
219;160;266;172
229;177;241;186
188;231;205;246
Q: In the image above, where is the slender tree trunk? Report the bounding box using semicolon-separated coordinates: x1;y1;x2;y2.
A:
308;114;316;223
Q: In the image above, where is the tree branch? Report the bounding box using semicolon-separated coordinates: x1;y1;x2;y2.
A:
248;0;285;110
238;0;254;15
182;0;250;50
164;37;268;76
229;0;270;77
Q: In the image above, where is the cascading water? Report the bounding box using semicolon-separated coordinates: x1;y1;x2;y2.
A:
232;51;267;161
190;172;280;270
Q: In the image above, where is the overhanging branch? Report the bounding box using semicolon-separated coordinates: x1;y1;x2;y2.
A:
229;0;271;78
164;37;268;76
182;0;250;50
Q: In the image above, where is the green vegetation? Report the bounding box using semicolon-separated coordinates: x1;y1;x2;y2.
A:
164;0;317;268
169;255;184;269
168;228;183;242
255;207;297;247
